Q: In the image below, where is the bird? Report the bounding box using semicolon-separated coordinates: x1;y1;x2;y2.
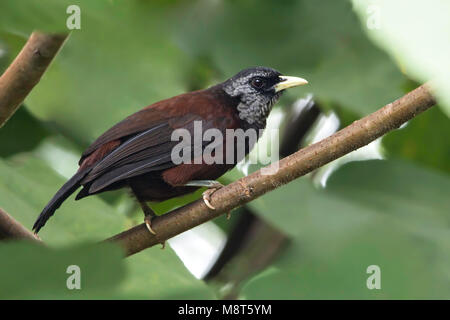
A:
32;66;308;234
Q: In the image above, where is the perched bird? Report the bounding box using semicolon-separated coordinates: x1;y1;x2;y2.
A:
33;67;307;234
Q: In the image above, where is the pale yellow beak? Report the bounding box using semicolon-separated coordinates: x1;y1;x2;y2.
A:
274;76;308;92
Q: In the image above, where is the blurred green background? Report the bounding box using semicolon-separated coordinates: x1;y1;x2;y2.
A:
0;0;449;299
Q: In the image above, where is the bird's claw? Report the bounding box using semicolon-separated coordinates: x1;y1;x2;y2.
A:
202;183;224;210
144;215;157;235
203;190;216;210
144;215;165;248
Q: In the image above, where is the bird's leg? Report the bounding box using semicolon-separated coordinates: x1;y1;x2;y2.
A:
139;201;157;236
131;187;157;235
136;199;167;249
131;188;166;248
184;180;224;211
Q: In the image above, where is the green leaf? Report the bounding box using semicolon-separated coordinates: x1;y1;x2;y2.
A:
243;160;450;298
0;155;215;299
0;39;8;70
242;226;450;299
0;157;124;244
177;0;406;116
121;247;215;299
0;107;52;157
383;107;450;174
0;0;407;145
0;242;125;299
0;0;71;34
249;160;450;239
352;0;450;116
1;1;189;145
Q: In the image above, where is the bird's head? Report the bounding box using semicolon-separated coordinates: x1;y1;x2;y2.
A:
221;66;308;127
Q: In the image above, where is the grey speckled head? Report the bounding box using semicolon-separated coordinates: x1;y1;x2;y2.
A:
221;67;284;128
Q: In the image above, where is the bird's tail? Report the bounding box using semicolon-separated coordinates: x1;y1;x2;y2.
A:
33;169;89;234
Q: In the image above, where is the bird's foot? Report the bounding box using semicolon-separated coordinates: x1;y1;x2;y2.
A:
144;215;165;248
202;182;224;210
144;215;157;235
184;180;224;210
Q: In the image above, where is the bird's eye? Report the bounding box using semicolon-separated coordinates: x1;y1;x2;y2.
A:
250;77;265;89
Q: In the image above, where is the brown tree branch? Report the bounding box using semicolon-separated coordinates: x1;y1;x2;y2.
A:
0;31;67;241
0;31;68;127
108;83;436;257
0;208;41;242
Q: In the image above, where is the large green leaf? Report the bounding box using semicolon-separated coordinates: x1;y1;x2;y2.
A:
242;225;450;299
0;155;215;299
122;248;215;299
0;0;70;34
1;1;189;145
0;157;124;244
352;0;450;116
0;242;125;299
176;0;406;116
383;106;450;174
243;160;450;298
249;160;450;238
0;0;407;147
0;107;52;157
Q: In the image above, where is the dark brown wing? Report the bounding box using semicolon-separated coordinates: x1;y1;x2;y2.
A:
84;115;212;193
77;88;239;196
80;89;218;161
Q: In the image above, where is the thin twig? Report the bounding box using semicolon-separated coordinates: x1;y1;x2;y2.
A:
0;31;68;127
0;208;41;242
107;83;436;257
